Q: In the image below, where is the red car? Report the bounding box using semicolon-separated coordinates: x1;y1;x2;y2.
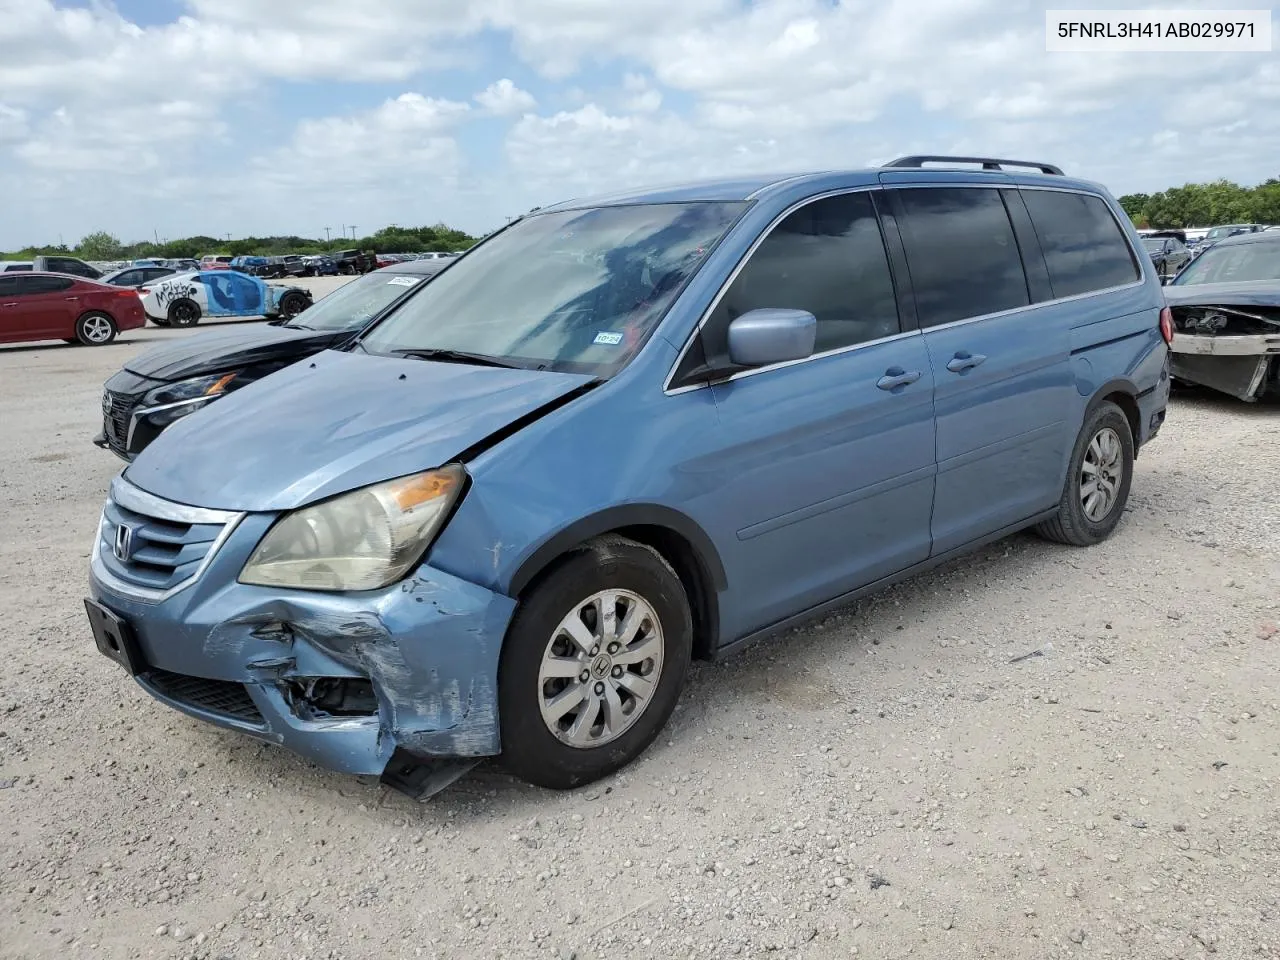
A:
0;272;147;346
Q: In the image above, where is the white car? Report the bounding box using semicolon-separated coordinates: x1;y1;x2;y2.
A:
139;270;313;327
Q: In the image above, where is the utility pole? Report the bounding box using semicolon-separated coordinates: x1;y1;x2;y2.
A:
324;226;331;242
350;225;357;240
225;233;232;242
340;224;346;241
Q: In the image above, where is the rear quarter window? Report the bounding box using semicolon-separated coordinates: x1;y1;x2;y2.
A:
1020;190;1141;298
894;187;1030;328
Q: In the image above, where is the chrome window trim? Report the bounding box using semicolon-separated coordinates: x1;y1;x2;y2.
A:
663;182;1150;395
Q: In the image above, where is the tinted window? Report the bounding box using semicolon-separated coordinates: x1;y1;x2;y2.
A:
0;276;17;294
47;258;95;278
699;191;899;364
896;188;1029;327
23;276;75;294
110;270;140;286
1021;190;1141;297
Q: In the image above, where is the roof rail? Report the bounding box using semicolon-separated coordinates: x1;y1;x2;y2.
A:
885;155;1064;176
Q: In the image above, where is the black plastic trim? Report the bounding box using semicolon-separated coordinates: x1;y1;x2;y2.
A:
507;503;728;596
886;155;1064;176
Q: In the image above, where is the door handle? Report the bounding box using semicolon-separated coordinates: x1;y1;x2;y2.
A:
1;302;17;307
946;351;987;374
64;297;79;302
876;367;923;391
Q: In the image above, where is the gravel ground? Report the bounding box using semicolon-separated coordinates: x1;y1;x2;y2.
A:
1;321;1278;960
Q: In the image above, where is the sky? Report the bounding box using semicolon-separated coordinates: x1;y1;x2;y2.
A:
0;0;1276;249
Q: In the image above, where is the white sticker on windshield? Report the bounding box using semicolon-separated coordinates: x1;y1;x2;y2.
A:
387;276;420;287
594;331;624;345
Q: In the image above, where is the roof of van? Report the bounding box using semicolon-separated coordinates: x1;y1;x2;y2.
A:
534;166;1107;215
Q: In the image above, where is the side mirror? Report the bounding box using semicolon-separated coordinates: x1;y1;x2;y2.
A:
727;308;817;368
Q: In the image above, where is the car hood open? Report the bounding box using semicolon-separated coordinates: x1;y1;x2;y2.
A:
124;323;338;381
1163;281;1280;309
124;349;597;512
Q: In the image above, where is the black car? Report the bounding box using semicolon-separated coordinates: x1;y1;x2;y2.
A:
99;265;177;288
331;249;377;274
93;258;450;459
1141;231;1191;279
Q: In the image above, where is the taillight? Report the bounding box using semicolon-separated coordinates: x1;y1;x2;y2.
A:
116;288;140;298
1159;306;1174;345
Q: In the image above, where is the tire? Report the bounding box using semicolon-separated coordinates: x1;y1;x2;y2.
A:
498;536;693;790
277;291;309;320
1036;401;1134;547
167;299;201;327
75;311;117;346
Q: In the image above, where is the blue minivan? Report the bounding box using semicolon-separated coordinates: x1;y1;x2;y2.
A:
86;157;1172;798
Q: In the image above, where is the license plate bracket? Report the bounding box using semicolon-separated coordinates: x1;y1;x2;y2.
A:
84;598;143;676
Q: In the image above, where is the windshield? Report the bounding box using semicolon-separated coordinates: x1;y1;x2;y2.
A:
1171;240;1280;285
286;270;430;332
1205;225;1246;241
359;201;746;375
1141;238;1164;252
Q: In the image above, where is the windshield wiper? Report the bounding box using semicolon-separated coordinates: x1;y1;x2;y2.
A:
389;348;524;369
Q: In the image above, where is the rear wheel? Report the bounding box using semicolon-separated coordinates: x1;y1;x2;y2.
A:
75;311;117;346
277;291;310;320
498;536;692;790
167;299;201;327
1036;401;1134;546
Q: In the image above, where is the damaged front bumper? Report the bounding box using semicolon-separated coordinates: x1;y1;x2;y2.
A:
1170;332;1280;401
87;482;516;786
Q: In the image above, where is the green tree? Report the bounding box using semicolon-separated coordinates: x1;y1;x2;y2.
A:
1118;193;1149;219
76;231;124;260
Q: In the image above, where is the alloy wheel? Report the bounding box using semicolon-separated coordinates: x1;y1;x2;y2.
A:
537;589;664;748
1080;426;1123;522
82;315;113;343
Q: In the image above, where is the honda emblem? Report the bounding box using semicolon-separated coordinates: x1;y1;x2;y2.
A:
113;524;135;562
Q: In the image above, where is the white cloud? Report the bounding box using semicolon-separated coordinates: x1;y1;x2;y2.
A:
0;104;28;143
2;0;1280;248
474;79;537;116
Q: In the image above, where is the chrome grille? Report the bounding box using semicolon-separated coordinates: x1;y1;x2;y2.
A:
102;390;141;452
94;478;243;602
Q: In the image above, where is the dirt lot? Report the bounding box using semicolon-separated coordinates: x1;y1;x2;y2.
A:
1;314;1278;960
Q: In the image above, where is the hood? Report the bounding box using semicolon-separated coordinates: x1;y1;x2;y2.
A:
123;323;337;381
1163;281;1280;309
123;349;597;512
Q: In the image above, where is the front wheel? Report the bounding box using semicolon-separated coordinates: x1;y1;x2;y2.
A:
75;311;117;345
1036;401;1134;546
498;536;692;790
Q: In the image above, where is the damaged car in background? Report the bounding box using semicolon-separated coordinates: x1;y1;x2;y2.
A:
1163;230;1280;401
95;258;451;459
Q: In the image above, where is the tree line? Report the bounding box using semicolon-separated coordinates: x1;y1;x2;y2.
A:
2;223;479;262
1119;176;1280;229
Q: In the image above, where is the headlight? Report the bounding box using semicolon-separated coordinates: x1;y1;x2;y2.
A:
143;372;238;407
239;465;466;592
